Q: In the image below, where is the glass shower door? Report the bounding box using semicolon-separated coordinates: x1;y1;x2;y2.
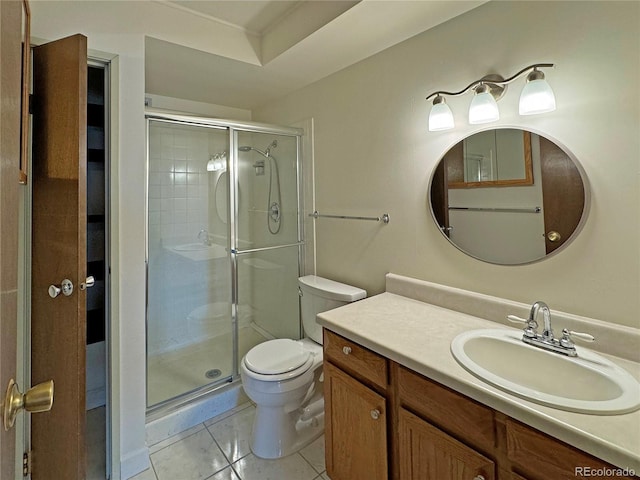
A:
146;119;232;408
233;130;302;367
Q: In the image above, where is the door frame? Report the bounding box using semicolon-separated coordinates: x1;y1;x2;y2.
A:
87;55;113;480
94;47;121;480
17;45;119;480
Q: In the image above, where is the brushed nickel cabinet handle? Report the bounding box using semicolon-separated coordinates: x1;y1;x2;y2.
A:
342;346;352;355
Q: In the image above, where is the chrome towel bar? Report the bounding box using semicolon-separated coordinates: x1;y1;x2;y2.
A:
449;206;541;214
309;210;390;224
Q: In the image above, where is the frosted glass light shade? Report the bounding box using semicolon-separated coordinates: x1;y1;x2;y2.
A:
468;90;499;124
429;101;454;131
207;158;226;172
519;78;556;115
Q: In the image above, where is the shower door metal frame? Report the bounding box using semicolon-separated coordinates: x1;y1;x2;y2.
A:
228;127;304;380
144;116;229;414
144;112;304;412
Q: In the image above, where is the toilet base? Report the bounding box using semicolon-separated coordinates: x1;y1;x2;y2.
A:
250;397;325;459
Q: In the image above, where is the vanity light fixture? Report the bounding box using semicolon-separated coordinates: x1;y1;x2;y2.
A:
426;63;555;131
428;95;455;131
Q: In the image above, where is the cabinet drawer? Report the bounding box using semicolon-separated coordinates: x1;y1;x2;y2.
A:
396;364;495;451
506;419;639;480
323;329;387;389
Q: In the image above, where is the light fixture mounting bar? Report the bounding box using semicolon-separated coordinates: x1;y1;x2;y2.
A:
425;63;555;101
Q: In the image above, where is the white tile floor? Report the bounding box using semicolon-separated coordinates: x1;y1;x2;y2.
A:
130;403;330;480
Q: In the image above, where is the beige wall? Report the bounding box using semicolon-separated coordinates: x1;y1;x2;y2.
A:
253;1;640;328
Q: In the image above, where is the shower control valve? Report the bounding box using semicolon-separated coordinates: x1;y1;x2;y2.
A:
270;202;281;223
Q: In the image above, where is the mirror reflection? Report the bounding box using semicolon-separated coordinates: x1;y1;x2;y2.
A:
430;129;587;265
447;129;533;186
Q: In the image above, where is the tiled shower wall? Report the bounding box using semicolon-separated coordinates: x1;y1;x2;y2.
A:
148;125;218;247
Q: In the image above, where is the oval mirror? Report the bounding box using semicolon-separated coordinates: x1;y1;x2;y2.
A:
429;128;588;265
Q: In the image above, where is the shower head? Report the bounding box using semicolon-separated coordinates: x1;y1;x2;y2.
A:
239;140;277;158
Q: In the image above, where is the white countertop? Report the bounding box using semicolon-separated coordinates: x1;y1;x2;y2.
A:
317;291;640;471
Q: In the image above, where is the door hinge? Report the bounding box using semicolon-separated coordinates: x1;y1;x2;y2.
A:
28;94;34;115
23;451;32;476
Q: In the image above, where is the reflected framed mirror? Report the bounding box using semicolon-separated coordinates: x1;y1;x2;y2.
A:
19;0;31;184
429;128;589;265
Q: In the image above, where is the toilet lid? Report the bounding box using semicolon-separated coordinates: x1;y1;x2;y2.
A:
245;339;311;375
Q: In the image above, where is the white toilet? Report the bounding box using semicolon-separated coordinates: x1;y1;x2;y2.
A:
240;275;366;459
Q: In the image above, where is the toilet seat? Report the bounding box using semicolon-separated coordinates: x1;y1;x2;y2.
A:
244;339;314;379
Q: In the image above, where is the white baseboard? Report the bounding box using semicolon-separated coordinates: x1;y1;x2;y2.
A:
86;341;106;410
120;445;151;480
87;387;106;410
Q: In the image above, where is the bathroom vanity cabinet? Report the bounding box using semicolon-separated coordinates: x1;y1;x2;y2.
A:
324;330;389;479
323;329;638;480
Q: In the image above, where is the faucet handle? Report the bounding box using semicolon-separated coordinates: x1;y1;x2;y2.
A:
507;314;529;325
561;328;595;343
560;328;595;350
507;315;538;338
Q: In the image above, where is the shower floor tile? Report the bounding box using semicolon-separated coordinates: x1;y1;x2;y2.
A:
147;326;266;406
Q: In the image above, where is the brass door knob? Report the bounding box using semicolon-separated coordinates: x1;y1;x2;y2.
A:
546;231;561;242
3;379;54;431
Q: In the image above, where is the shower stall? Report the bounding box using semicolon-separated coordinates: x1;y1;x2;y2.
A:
145;113;303;410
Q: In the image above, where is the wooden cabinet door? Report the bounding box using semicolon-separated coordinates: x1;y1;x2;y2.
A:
506;419;638;480
324;361;388;480
399;408;495;480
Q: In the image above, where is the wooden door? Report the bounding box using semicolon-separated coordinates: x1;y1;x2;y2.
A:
0;1;23;478
430;157;450;237
31;34;88;480
539;137;584;254
324;362;388;480
398;408;495;480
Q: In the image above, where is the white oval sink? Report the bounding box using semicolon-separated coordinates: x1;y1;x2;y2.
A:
451;328;640;414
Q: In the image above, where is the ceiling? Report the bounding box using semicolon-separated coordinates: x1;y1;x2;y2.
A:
145;0;486;111
164;1;310;35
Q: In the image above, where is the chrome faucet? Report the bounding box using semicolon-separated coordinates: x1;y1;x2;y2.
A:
530;301;553;341
507;301;595;357
197;229;211;246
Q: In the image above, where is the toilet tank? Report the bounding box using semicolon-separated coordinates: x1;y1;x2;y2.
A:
298;275;366;344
